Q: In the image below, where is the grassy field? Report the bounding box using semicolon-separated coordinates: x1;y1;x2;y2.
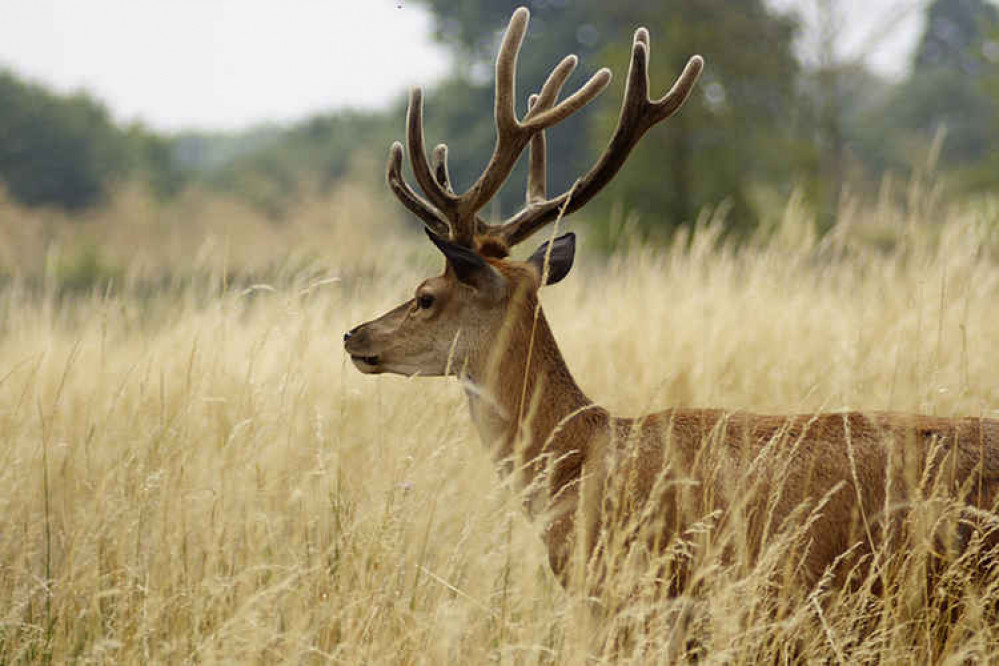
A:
1;182;999;663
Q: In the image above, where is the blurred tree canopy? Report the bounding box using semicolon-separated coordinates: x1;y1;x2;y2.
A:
829;0;999;199
1;1;997;241
0;71;125;209
0;71;183;209
895;0;998;172
194;112;396;218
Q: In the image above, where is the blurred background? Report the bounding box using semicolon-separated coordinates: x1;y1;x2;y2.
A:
0;0;996;288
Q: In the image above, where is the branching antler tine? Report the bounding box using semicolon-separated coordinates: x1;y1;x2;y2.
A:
651;54;704;121
525;55;578;120
452;7;534;225
523;68;611;131
625;27;703;123
526;94;546;203
624;33;650;114
393;8;701;250
495;7;530;133
635;26;650;48
407;88;457;215
492;31;704;248
385;141;451;238
432;143;453;193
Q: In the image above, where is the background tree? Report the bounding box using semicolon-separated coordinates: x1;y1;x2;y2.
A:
971;21;999;189
588;0;802;242
887;0;998;185
0;71;128;209
0;70;189;210
200;111;396;218
412;0;802;243
785;0;912;225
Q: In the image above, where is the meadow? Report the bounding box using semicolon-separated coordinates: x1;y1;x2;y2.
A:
1;177;999;663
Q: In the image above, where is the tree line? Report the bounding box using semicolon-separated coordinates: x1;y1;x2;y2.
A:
0;0;995;241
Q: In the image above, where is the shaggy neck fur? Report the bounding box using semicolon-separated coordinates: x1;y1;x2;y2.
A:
462;286;608;517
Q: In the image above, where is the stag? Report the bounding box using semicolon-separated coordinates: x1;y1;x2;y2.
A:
343;7;999;597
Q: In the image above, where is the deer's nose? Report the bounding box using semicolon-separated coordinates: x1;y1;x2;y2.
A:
343;327;358;343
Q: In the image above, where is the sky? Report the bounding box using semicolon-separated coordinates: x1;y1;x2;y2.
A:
0;0;931;133
0;0;451;131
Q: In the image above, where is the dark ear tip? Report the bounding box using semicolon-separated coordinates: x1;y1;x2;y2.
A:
424;227;446;249
425;227;493;286
528;231;577;286
541;231;576;248
552;232;576;254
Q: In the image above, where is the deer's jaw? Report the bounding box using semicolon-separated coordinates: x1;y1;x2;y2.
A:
344;328;449;377
345;343;447;377
344;308;463;378
347;351;384;374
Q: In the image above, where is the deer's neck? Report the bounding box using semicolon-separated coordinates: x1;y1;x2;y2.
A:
463;298;604;504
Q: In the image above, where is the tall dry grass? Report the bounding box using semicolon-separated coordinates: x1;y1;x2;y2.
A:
1;181;998;663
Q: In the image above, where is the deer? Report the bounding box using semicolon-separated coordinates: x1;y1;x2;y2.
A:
343;7;999;602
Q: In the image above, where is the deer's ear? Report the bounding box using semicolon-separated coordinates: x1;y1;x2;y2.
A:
425;229;504;293
527;232;576;286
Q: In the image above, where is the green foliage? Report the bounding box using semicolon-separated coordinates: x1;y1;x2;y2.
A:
171;126;284;173
588;0;802;241
915;0;998;72
847;0;999;197
197;111;396;218
0;71;128;209
2;0;996;234
973;22;999;188
122;125;189;199
0;70;189;209
903;0;998;170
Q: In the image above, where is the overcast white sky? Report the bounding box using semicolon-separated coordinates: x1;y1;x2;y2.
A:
0;0;931;133
0;0;451;131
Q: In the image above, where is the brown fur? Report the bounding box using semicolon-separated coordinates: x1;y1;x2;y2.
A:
475;236;511;259
345;257;999;595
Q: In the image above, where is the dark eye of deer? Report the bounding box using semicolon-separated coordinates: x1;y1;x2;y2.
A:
418;294;435;310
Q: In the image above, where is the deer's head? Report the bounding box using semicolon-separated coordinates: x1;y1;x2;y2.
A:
344;231;576;376
344;6;702;378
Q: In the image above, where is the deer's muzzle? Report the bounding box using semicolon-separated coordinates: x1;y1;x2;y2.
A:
343;325;383;373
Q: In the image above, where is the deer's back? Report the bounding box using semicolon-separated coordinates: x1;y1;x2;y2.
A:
591;408;999;587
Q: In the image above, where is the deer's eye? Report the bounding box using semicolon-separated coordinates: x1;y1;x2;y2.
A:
417;293;435;310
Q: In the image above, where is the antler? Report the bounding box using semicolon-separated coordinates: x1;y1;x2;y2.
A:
385;7;702;252
387;7;611;247
486;28;704;248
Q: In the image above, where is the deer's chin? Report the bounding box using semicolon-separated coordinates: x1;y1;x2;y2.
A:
350;354;434;377
349;354;383;374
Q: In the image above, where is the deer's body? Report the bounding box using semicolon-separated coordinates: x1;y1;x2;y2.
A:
444;262;999;587
344;6;999;595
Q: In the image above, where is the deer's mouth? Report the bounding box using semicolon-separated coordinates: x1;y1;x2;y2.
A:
350;354;380;367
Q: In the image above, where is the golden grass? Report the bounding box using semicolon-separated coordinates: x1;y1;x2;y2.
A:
1;183;998;663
